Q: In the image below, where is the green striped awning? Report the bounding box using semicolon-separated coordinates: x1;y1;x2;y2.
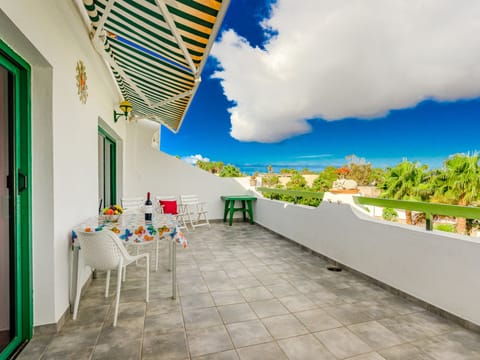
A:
82;0;229;132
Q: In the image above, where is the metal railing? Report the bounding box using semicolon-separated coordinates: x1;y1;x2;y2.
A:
353;196;480;231
257;189;480;231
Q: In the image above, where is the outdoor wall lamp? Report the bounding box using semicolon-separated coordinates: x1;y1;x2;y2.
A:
113;100;133;122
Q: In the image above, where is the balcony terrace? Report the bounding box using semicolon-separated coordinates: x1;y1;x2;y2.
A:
18;222;480;360
2;2;480;359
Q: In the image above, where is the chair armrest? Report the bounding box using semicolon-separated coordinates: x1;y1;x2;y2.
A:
176;204;188;214
154;204;165;214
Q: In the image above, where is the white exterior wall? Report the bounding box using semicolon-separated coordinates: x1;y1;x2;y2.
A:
255;198;480;326
124;122;246;219
1;1;127;325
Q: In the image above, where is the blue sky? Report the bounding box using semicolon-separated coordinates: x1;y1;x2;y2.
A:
161;0;480;174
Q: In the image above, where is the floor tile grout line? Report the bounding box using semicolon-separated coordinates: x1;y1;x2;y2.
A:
27;224;480;360
177;264;193;360
138;297;147;360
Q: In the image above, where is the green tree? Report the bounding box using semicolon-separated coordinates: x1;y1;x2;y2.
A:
196;159;207;169
214;161;225;174
312;166;337;191
219;164;243;177
262;174;280;187
348;164;386;186
282;174;322;207
282;173;308;205
286;173;307;189
345;154;385;186
413;168;440;202
368;167;386;186
301;168;315;175
379;160;428;224
311;177;330;192
433;153;480;234
348;163;372;186
197;160;224;174
280;168;297;174
267;164;273;173
382;207;398;221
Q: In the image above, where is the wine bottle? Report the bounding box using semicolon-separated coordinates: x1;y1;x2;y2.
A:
145;192;153;222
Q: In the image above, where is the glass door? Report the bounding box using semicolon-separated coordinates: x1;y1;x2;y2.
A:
0;61;12;356
0;42;32;360
98;128;116;209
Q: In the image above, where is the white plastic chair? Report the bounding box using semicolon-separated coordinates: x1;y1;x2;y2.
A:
120;198;148;263
121;196;160;271
121;197;144;211
73;230;149;327
155;195;188;231
131;239;160;272
180;195;210;230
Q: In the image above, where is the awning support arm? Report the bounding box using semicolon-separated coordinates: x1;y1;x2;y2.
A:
91;0;116;42
154;0;198;77
152;89;194;108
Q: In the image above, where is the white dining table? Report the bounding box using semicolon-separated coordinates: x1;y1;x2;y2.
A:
71;212;187;305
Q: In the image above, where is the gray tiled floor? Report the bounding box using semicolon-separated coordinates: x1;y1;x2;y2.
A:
18;223;480;359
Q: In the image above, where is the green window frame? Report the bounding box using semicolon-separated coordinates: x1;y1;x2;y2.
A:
98;127;117;208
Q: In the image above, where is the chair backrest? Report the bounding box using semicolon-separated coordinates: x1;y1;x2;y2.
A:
155;195;178;214
155;195;177;202
76;230;130;270
121;197;144;210
180;195;201;206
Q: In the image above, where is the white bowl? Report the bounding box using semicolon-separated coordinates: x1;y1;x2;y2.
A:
101;214;120;222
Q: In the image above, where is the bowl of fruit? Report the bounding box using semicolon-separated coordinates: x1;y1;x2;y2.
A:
101;205;123;222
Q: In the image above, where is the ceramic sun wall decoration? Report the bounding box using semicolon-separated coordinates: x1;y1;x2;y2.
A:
76;60;88;104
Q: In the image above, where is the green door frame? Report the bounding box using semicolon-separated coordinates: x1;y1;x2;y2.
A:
0;40;33;360
98;127;117;207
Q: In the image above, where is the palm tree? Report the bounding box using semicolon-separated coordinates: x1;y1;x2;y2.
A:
219;164;242;177
433;153;480;234
380;160;428;224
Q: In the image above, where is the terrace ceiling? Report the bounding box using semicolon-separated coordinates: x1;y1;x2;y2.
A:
82;0;229;132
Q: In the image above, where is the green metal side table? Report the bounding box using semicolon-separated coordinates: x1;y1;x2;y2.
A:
221;195;257;226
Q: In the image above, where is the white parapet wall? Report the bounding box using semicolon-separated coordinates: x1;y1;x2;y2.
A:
254;197;480;327
124;122;248;219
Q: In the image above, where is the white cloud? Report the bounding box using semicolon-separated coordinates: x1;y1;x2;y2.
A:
295;154;332;159
211;0;480;142
181;154;210;165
